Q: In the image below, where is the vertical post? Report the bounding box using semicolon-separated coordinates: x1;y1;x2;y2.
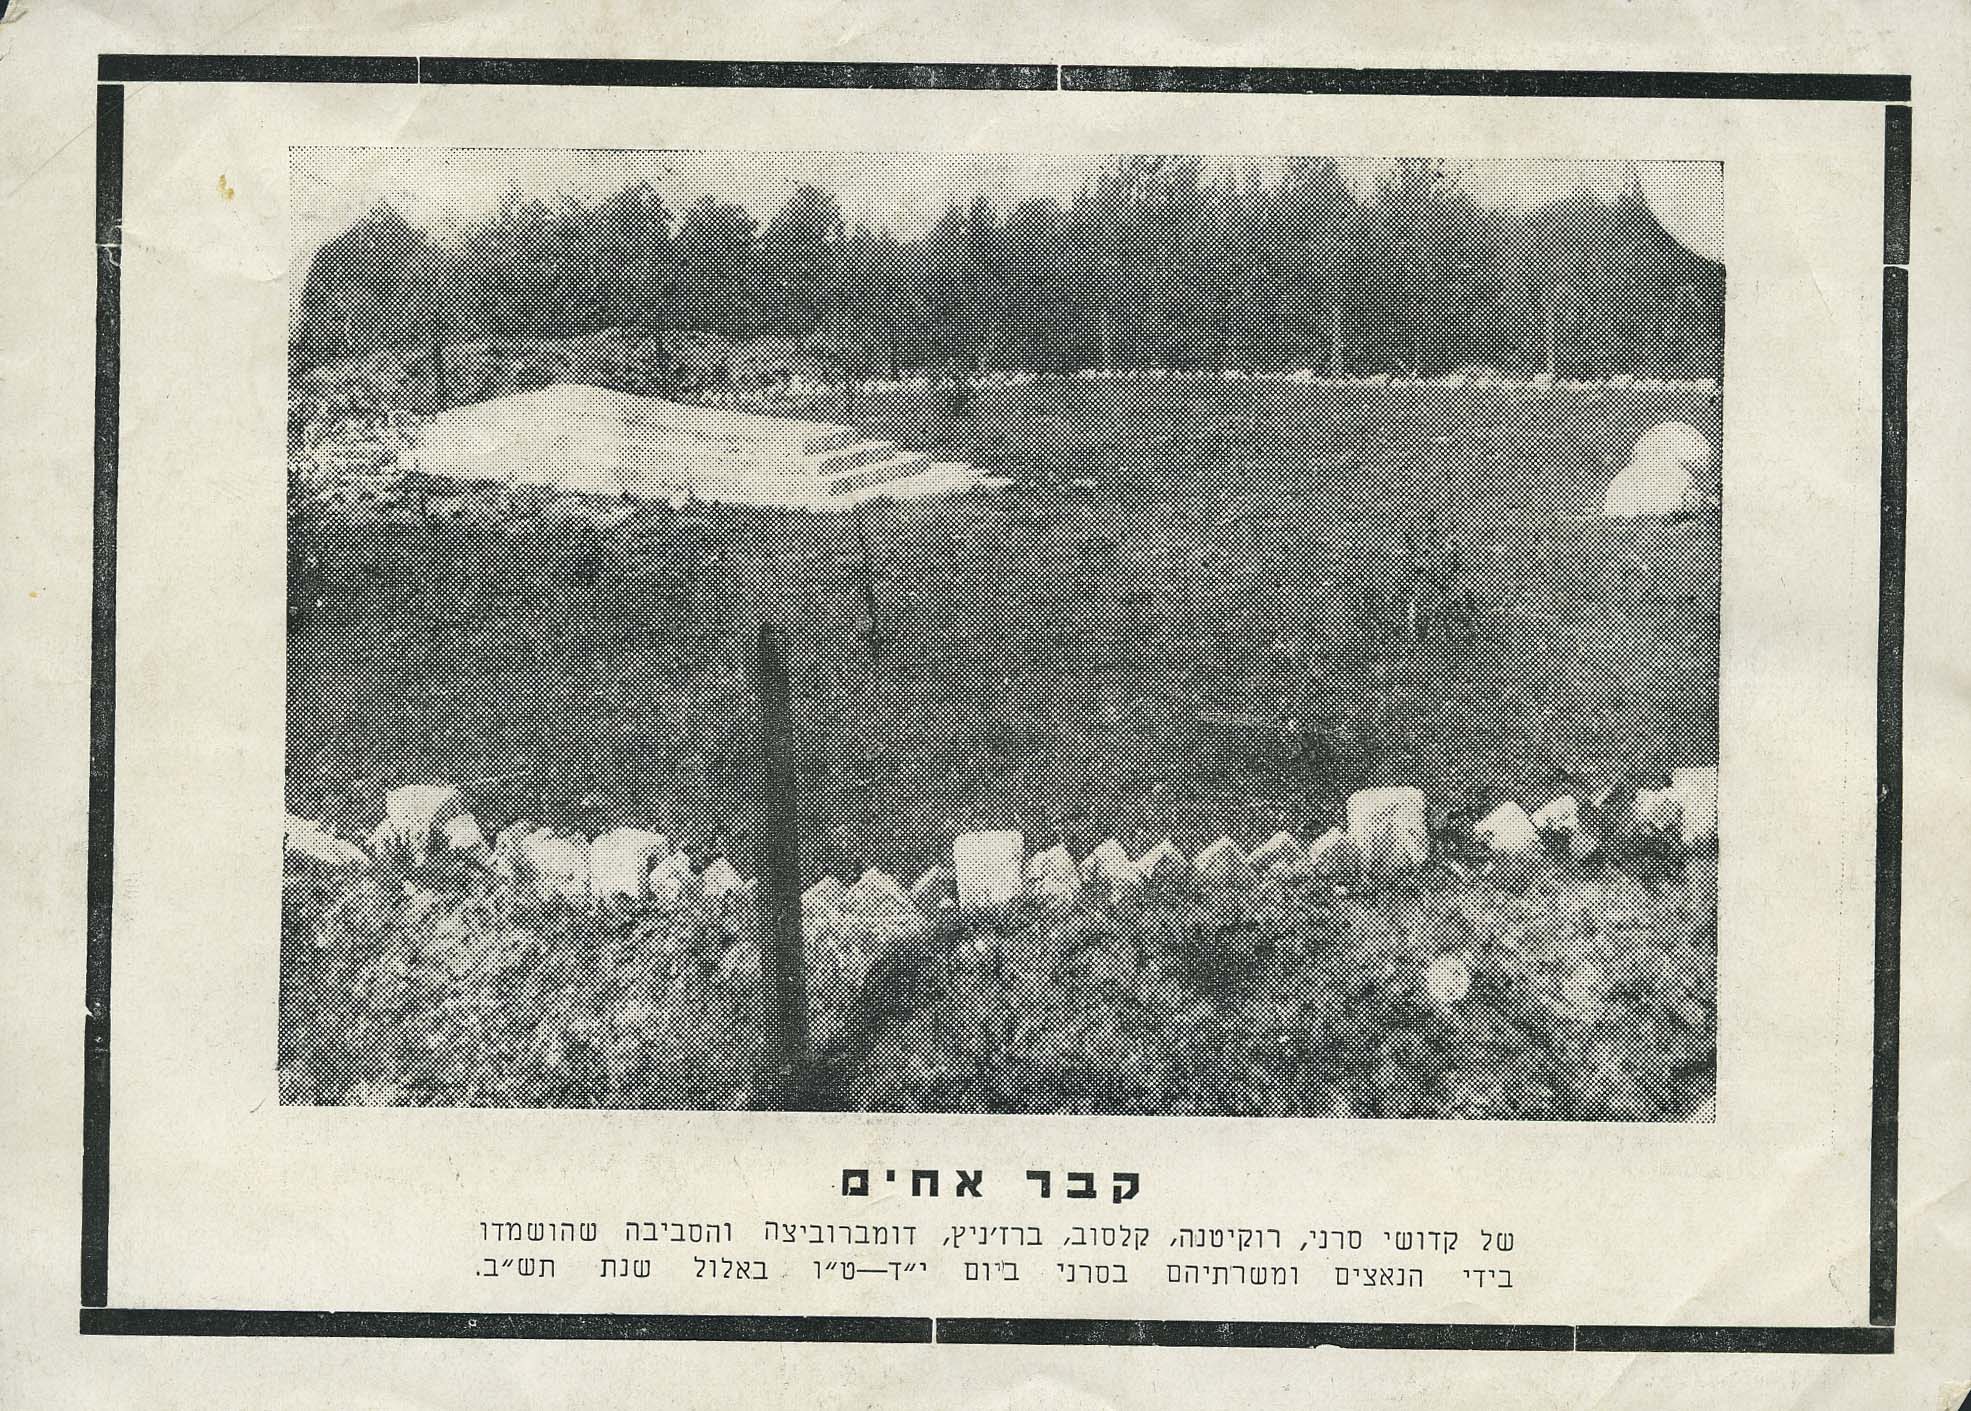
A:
753;621;810;1097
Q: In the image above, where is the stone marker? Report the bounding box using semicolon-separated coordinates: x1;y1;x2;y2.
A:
1135;840;1189;883
803;875;848;917
843;869;916;923
440;812;488;856
1250;831;1309;878
1193;837;1252;884
285;815;369;868
1347;787;1431;878
1082;841;1142;893
954;831;1025;909
1530;795;1580;837
1672;767;1719;848
374;784;468;860
1026;845;1082;906
1634;787;1686;837
1531;796;1597;857
646;850;697;911
589;827;670;901
521;830;591;902
1603;421;1711;518
1472;801;1540;856
1306;827;1357;879
699;858;745;906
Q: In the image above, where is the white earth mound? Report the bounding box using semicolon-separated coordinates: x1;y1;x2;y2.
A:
408;383;975;509
1603;420;1714;518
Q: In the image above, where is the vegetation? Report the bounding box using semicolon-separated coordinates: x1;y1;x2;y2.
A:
284;155;1723;1116
292;158;1722;392
287;379;1720;885
280;841;1715;1120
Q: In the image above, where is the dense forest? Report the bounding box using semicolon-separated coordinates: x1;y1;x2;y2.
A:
293;156;1723;387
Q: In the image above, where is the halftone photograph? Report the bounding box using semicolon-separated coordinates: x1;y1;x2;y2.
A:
280;147;1723;1120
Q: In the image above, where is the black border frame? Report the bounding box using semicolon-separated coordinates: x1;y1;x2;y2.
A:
81;56;1910;1355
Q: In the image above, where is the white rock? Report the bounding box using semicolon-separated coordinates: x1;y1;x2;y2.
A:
1603;421;1712;518
375;784;467;860
1250;832;1310;878
491;820;534;873
1082;841;1142;892
439;812;488;855
842;869;915;922
1425;951;1473;1006
646;851;696;910
1635;421;1714;473
589;827;669;900
521;830;591;902
803;876;848;916
1672;767;1720;848
699;858;746;905
285;815;368;868
1306;827;1357;879
1134;840;1188;883
1347;787;1431;877
1533;793;1602;860
1634;787;1686;836
954;830;1026;909
1194;837;1252;884
1530;796;1581;837
1025;845;1082;906
1473;801;1540;856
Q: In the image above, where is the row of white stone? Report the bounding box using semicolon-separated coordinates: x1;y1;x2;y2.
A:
286;770;1719;928
709;369;1720;401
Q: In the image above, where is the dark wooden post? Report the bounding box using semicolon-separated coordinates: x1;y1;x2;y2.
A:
752;621;810;1099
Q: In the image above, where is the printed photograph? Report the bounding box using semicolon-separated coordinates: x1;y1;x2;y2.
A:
281;148;1723;1118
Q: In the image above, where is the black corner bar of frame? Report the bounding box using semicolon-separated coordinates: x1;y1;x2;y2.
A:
416;58;1055;89
1060;64;1910;103
80;1308;933;1343
933;1320;1893;1354
82;77;125;1314
95;54;1056;90
96;54;1909;104
98;53;420;84
1883;105;1912;266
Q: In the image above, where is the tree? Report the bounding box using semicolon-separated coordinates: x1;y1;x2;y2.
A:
293;202;444;370
674;196;762;341
757;183;846;339
298;159;1725;386
593;182;678;334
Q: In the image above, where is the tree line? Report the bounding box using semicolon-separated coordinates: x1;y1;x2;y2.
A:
293;156;1723;386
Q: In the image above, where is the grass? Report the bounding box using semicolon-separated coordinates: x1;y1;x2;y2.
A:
282;374;1720;1117
279;844;1716;1119
289;377;1721;883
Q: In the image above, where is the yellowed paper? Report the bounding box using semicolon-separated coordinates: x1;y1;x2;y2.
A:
3;3;1967;1408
